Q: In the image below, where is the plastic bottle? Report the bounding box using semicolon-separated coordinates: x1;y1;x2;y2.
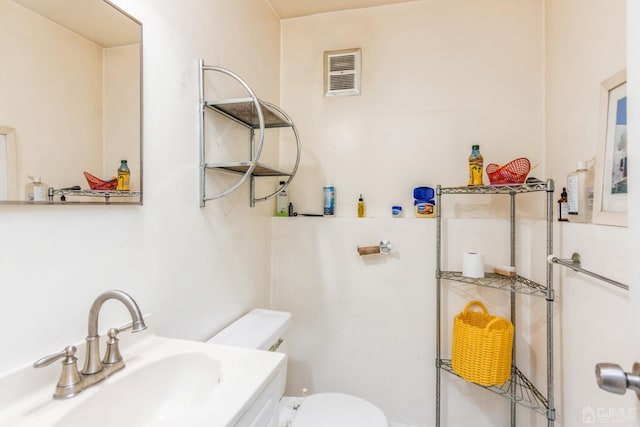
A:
468;145;484;186
117;160;130;191
25;176;47;202
276;181;288;217
323;184;335;217
567;161;594;223
357;194;365;218
557;187;569;222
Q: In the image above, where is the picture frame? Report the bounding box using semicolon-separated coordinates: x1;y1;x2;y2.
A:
0;126;17;201
593;69;627;227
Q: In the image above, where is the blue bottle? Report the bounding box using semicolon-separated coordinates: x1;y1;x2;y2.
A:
323;184;335;217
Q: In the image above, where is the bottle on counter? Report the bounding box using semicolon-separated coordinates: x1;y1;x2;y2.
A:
468;145;484;186
323;183;335;217
567;161;594;223
558;187;569;222
117;160;130;191
25;176;47;202
357;194;365;218
276;181;288;217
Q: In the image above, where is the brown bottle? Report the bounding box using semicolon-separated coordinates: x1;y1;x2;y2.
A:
558;187;568;221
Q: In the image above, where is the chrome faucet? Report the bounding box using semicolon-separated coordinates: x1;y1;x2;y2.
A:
34;289;147;399
82;289;147;375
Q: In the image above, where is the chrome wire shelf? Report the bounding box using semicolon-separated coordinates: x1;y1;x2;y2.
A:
435;178;555;426
205;98;292;129
51;189;141;197
204;161;294;177
48;189;141;204
439;182;548;195
438;359;551;418
438;271;549;297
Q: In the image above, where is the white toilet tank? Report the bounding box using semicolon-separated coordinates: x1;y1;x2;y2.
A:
207;308;291;351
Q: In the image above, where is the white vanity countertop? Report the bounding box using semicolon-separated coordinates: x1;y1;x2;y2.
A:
0;329;286;426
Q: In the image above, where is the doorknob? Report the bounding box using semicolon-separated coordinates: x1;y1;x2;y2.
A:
595;362;640;399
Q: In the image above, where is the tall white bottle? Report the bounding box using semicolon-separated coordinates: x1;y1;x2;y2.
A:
567;161;594;223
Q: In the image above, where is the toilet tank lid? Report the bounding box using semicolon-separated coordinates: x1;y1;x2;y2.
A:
207;309;292;351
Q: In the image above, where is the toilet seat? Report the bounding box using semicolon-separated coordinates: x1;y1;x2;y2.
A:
291;393;388;427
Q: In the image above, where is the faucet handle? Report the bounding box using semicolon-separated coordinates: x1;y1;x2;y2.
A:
33;346;83;399
102;328;124;366
34;345;77;368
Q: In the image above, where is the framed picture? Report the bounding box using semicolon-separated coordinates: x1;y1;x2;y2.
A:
0;126;17;201
593;69;627;227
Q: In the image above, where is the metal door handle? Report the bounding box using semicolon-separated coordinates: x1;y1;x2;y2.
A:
596;362;640;399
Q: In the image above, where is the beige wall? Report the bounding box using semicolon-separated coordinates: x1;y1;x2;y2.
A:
280;0;544;219
0;0;104;197
545;0;626;183
0;1;140;196
103;44;141;189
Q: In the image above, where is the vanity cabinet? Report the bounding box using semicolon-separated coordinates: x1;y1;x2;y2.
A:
434;181;556;427
198;60;301;207
235;366;285;427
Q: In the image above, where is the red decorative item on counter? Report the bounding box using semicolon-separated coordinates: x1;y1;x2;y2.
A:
84;172;118;191
486;158;531;186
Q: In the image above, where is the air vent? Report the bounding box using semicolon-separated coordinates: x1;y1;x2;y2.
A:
324;48;361;97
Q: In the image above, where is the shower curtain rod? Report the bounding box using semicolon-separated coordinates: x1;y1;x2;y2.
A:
548;253;629;291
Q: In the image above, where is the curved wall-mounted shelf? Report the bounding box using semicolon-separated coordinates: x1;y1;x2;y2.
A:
198;61;301;207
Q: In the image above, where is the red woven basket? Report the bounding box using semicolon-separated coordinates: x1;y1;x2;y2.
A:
84;172;118;191
486;158;530;186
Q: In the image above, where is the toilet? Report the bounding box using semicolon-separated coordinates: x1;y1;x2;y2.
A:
207;309;389;427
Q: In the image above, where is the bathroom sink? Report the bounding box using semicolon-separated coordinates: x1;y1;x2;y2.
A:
0;328;286;426
55;352;221;426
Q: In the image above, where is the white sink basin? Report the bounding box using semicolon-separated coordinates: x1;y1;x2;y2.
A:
55;352;221;426
0;328;286;427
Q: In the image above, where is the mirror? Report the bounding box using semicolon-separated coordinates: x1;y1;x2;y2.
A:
0;0;141;204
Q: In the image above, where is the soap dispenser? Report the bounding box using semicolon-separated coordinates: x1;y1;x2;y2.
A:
25;176;47;202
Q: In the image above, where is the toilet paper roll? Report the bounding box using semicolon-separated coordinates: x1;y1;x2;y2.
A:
462;252;485;278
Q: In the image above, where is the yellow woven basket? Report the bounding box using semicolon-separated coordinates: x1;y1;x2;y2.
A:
451;300;514;386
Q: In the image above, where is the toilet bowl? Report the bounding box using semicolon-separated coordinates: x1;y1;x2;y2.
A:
207;309;389;427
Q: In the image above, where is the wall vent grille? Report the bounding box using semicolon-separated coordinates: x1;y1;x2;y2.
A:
324;48;361;97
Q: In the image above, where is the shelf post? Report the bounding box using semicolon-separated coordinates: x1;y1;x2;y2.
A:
198;59;206;207
510;190;517;427
435;184;442;427
546;179;556;425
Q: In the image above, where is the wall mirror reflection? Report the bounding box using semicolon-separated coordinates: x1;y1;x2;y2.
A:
0;0;141;204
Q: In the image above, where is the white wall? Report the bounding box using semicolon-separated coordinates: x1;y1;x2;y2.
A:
272;217;554;427
275;1;546;426
545;0;633;425
275;1;634;426
0;0;281;373
0;1;636;427
627;0;640;421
